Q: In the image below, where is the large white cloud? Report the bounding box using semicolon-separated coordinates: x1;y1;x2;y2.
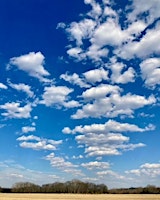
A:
116;23;160;59
71;84;156;119
128;0;160;24
0;102;32;119
63;119;152;135
140;58;160;88
83;68;109;84
41;85;80;108
9;52;50;82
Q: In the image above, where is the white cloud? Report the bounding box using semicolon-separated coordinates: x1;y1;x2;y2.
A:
81;84;121;99
140;58;160;88
81;161;110;170
66;19;96;46
72;84;156;119
109;62;135;84
97;170;125;180
17;135;40;141
9;82;34;97
84;0;102;19
63;100;81;108
60;72;90;88
0;102;32;119
128;0;160;24
67;119;148;134
64;0;160;65
91;18;129;47
126;162;160;178
62;127;72;134
22;126;36;133
83;68;109;84
0;83;8;89
63;120;148;157
41;85;80;108
116;23;160;59
0;161;61;188
45;153;83;176
17;135;62;151
67;47;84;60
9;52;50;82
72;155;83;159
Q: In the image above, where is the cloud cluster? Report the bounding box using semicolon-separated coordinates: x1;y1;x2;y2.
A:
62;0;160;91
63;120;152;157
126;163;160;178
17;135;62;151
0;0;159;188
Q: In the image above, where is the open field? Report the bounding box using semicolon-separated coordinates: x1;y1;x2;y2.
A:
0;194;160;200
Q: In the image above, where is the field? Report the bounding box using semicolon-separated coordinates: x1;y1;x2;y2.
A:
0;194;160;200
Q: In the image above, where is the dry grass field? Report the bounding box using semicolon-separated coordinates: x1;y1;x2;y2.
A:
0;194;160;200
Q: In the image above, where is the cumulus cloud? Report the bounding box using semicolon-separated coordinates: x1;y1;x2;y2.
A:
63;0;160;65
66;19;96;46
9;82;34;97
116;23;160;59
17;135;62;151
65;119;149;134
81;84;121;99
109;62;135;84
41;85;80;108
58;0;159;162
9;52;50;82
126;163;160;178
0;102;32;119
83;68;109;84
140;58;160;88
63;120;149;157
60;72;90;88
71;84;156;119
128;0;160;24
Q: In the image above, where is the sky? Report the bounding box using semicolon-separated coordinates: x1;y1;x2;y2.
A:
0;0;160;189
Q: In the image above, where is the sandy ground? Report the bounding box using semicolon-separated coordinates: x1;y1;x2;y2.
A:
0;194;160;200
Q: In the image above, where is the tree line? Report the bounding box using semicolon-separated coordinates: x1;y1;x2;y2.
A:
0;180;160;194
109;185;160;194
1;180;108;194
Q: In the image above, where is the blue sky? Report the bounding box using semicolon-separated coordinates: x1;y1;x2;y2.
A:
0;0;160;189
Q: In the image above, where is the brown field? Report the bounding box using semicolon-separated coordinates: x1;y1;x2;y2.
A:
0;194;160;200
